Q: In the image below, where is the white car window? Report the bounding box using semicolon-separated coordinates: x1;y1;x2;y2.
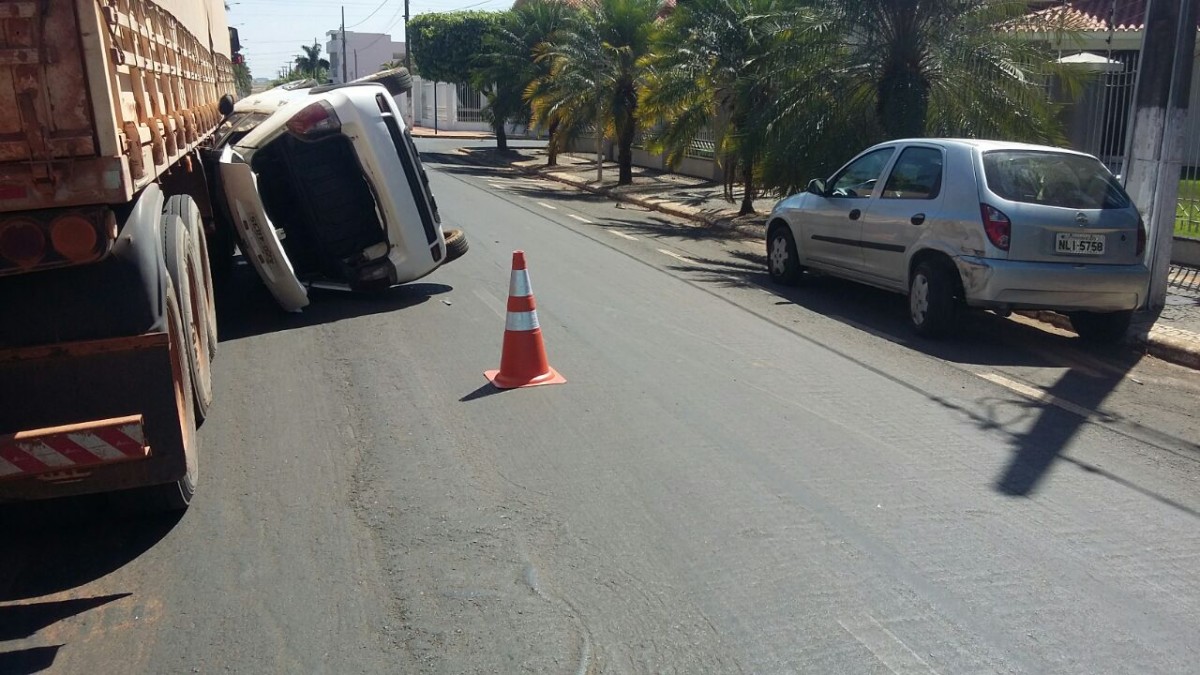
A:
829;148;896;199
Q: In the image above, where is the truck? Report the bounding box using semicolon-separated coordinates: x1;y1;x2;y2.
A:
0;0;235;509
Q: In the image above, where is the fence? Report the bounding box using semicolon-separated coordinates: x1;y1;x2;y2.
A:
455;83;484;123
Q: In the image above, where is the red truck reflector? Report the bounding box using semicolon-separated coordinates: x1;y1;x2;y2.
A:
0;415;150;481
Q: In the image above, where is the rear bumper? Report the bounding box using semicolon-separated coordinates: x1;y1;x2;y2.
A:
956;255;1148;312
0;333;186;502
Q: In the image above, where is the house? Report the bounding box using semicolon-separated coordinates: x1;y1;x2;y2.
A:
325;30;406;84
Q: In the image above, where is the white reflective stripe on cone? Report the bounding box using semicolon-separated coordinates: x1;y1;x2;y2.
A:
506;310;540;331
509;270;533;298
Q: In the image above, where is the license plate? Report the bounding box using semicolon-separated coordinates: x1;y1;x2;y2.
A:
1055;233;1105;255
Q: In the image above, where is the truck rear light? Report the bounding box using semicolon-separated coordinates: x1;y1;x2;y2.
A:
0;219;46;268
50;214;101;263
980;204;1011;251
1136;216;1147;255
286;101;341;140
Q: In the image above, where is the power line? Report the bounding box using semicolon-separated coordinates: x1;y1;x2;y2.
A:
347;0;390;28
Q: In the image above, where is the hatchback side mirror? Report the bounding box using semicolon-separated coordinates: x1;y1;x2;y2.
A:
807;178;827;196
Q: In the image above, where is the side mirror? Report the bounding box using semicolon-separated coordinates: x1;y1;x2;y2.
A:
807;178;827;196
218;94;235;117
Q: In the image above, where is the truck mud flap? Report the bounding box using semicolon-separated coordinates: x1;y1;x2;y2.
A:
0;334;186;502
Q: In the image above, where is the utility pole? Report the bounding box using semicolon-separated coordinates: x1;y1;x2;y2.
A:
341;6;349;84
403;0;413;122
404;0;411;73
1123;0;1199;312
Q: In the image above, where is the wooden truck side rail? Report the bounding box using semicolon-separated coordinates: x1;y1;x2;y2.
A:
0;0;233;213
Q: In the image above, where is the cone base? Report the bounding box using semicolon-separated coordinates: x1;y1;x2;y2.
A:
485;367;566;390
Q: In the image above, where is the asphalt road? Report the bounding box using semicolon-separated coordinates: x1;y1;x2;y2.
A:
2;138;1199;674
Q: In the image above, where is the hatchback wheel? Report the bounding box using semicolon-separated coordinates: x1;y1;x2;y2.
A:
909;261;958;338
767;226;803;285
1068;310;1132;344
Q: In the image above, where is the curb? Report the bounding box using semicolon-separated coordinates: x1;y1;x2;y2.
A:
463;152;1200;372
1017;310;1200;370
517;164;765;238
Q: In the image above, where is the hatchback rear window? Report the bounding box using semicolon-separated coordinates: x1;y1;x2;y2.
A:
982;150;1132;209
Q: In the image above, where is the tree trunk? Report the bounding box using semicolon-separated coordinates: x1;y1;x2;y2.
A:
739;160;756;216
617;118;634;186
547;119;559;166
877;67;928;139
494;118;508;152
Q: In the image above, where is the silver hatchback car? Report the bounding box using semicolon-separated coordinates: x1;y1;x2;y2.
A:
766;139;1149;342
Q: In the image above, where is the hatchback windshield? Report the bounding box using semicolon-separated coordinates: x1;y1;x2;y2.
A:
982;150;1132;210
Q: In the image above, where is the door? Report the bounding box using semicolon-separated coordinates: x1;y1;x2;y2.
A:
801;147;896;271
218;146;310;312
860;146;946;286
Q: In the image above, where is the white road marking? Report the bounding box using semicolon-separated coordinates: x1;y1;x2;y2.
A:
975;371;1099;420
536;202;558;210
837;615;942;675
657;248;696;264
606;229;641;241
569;214;594;224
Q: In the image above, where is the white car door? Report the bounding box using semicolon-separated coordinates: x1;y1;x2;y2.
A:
218;145;309;312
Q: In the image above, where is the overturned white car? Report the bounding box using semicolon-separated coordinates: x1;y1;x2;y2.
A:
210;71;465;311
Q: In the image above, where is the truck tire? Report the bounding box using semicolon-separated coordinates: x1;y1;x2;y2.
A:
166;195;218;360
114;281;199;512
162;213;212;421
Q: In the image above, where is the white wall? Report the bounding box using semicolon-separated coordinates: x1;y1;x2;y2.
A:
325;31;406;84
406;76;493;132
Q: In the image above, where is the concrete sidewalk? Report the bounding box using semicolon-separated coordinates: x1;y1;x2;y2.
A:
449;144;1200;370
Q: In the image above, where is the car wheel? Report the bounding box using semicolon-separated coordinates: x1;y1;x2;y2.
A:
909;260;958;338
444;228;469;262
1068;310;1132;344
362;67;413;96
767;225;803;285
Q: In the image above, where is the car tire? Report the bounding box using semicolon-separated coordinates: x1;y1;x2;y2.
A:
909;260;959;338
362;67;413;96
1068;310;1132;344
444;228;468;262
767;224;804;285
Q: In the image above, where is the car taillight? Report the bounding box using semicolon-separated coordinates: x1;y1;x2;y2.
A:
0;219;46;268
980;204;1011;251
286;101;341;140
1136;216;1147;256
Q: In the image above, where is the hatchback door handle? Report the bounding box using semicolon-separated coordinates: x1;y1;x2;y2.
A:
911;213;926;225
849;209;862;220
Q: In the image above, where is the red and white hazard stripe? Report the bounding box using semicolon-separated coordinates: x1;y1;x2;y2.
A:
0;415;149;480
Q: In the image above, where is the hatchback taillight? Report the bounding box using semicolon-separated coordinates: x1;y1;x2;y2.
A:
1136;216;1147;256
286;101;341;140
980;204;1011;251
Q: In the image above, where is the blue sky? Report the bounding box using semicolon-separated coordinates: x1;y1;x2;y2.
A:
228;0;512;80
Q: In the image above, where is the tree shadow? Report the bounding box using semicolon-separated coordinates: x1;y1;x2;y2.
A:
215;265;452;342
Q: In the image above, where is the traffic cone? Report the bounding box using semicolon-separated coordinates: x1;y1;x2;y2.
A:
485;251;566;389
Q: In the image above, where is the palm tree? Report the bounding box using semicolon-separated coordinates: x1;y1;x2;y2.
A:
295;41;330;81
530;0;660;185
475;0;577;155
780;0;1071;141
641;0;792;215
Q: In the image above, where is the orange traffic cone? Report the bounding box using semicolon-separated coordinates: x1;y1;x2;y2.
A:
485;251;566;389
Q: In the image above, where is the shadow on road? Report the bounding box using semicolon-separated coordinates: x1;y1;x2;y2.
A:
0;498;180;601
651;241;1200;513
0;645;61;674
215;265;453;342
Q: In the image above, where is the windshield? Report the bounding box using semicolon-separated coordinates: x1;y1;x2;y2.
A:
982;150;1132;209
214;112;271;147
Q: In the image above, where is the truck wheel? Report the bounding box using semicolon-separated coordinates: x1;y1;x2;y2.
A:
167;195;218;360
444;228;468;262
162;213;212;421
157;282;199;510
115;282;198;512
